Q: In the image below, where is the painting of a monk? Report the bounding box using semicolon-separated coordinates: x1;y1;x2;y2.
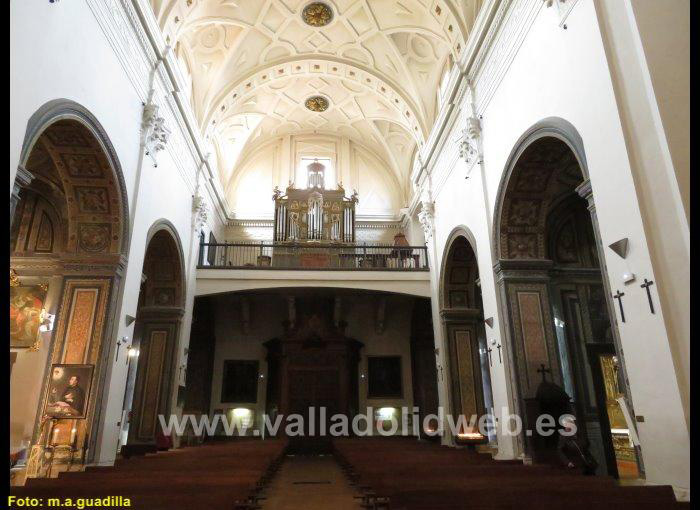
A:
10;285;47;348
45;365;93;419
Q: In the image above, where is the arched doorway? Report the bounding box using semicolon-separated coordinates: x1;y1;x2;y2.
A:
493;123;640;478
122;224;185;452
11;101;129;478
439;230;492;445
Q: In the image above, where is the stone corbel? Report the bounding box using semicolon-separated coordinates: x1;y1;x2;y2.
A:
458;116;483;176
142;102;170;167
192;191;209;231
542;0;578;26
418;194;435;241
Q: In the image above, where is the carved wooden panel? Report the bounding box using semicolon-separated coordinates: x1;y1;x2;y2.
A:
506;283;562;398
454;329;478;417
444;320;486;430
516;292;550;391
11;192;62;254
62;289;100;364
137;329;169;440
41;278;111;453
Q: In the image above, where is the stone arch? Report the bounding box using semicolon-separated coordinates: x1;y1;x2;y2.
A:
438;227;490;445
492;118;637;476
142;220;187;309
438;226;480;311
16;99;130;255
12;100;131;475
125;221;186;449
494;123;587;261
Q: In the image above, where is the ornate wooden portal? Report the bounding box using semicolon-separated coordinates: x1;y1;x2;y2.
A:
264;301;362;434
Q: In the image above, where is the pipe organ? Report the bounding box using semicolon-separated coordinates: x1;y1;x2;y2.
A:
273;185;358;243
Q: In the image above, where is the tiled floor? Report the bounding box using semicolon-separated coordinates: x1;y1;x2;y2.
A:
261;454;364;510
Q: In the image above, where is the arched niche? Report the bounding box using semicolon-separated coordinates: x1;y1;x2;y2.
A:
125;222;186;449
438;228;491;445
11;100;129;477
492;119;638;477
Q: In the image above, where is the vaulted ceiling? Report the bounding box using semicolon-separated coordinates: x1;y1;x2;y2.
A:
150;0;484;203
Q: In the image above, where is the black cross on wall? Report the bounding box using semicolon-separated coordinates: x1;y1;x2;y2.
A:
537;364;551;383
640;278;655;314
613;290;626;323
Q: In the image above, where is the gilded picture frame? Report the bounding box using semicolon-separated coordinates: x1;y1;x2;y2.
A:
10;281;48;349
44;364;94;419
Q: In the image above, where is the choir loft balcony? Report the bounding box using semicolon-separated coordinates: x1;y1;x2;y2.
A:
195;241;431;299
197;241;429;271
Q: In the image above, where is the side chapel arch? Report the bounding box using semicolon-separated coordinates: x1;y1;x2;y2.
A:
11;99;130;475
126;221;186;448
492;118;638;477
438;227;492;444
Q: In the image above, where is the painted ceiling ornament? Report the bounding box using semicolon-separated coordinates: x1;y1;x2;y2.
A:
142;102;171;167
305;95;329;112
302;2;333;27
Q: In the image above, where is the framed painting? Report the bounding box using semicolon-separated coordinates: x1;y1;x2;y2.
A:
10;283;48;349
367;356;403;398
44;364;94;419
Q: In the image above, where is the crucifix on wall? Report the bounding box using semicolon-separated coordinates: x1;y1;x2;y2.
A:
537;364;551;383
114;336;127;363
640;278;655;314
613;290;626;323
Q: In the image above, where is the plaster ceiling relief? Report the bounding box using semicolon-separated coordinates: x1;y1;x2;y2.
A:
150;0;484;212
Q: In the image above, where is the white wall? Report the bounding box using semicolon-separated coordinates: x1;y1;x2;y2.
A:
419;0;688;492
10;0;225;466
228;135;404;220
209;295;279;433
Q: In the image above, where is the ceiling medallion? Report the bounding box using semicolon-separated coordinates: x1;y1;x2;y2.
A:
302;2;333;27
305;96;329;112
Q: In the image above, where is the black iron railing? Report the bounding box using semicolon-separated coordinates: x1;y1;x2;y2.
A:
197;241;429;271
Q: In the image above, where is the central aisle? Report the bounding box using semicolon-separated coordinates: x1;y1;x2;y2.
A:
261;454;363;510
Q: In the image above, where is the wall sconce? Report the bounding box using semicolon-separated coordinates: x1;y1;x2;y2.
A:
377;407;397;421
126;346;139;365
